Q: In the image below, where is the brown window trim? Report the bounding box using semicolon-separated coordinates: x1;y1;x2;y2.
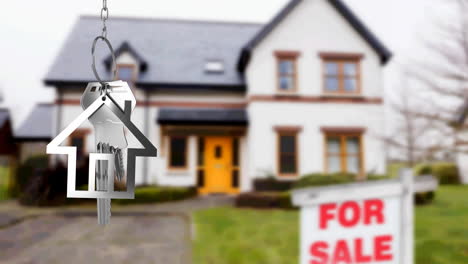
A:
275;50;300;93
275;51;301;58
274;126;303;133
322;127;365;177
319;52;364;60
247;95;383;104
276;127;300;178
320;52;363;96
116;64;137;82
167;135;189;171
321;127;366;134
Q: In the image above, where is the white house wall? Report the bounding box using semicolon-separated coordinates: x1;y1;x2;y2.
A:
248;102;386;178
245;0;387;180
57;94;146;185
52;0;388;191
56;89;249;188
246;0;382;97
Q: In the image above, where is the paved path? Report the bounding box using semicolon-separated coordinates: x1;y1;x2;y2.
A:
0;196;234;264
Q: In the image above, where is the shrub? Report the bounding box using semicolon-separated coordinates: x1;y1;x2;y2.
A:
12;155;49;197
235;192;293;209
415;191;435;205
414;164;432;176
253;177;294;192
292;172;356;189
115;186;197;205
366;174;391;181
414;163;460;185
19;164;68;206
432;163;460;185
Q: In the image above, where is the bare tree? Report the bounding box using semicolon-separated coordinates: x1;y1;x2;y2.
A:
383;70;445;166
386;0;468;162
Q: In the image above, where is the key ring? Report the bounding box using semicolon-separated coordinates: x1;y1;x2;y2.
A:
91;36;117;93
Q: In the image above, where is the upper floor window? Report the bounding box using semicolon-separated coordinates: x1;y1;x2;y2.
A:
275;51;300;93
116;64;136;82
320;52;363;95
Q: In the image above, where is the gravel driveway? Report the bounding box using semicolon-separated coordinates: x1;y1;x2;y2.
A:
0;196;234;264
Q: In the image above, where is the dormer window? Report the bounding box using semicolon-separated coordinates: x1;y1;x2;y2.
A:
275;51;300;93
205;60;224;74
116;64;136;82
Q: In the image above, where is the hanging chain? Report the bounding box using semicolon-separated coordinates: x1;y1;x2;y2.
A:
100;0;109;38
91;0;116;88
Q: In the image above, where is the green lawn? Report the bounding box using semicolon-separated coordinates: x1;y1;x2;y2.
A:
0;166;10;201
193;186;468;264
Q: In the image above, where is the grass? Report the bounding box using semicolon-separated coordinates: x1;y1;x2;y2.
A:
0;166;10;202
193;186;468;264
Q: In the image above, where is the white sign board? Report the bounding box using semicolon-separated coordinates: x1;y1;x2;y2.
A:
292;170;418;264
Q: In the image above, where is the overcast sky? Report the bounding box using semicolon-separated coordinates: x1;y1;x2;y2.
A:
0;0;434;128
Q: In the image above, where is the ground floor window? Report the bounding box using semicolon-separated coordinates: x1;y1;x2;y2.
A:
324;132;363;174
276;127;301;177
168;136;187;169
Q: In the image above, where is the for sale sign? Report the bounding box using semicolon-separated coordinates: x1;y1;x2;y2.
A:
292;170;416;264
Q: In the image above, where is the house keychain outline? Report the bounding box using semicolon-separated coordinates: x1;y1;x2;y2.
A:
47;82;157;199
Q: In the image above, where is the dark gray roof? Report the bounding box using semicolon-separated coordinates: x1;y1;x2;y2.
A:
0;109;10;129
157;108;248;126
15;104;53;141
45;16;262;89
238;0;392;72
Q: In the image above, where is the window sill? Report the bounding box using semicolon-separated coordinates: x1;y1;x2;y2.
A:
320;93;364;99
167;168;189;173
274;92;300;97
276;174;299;181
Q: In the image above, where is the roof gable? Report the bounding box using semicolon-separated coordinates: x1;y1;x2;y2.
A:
237;0;392;72
104;41;148;73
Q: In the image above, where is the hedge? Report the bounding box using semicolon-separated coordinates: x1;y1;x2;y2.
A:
115;186;197;205
20;163;68;206
292;172;357;189
13;155;49;197
18;156;90;206
415;191;435;205
235;192;293;209
253;177;294;192
240;171;435;209
415;163;460;185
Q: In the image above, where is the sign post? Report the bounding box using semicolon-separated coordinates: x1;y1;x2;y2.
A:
291;169;427;264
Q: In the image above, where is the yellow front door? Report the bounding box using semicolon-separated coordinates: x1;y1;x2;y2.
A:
199;136;238;194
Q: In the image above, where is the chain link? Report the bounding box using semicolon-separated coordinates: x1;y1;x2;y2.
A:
100;0;109;38
91;0;116;85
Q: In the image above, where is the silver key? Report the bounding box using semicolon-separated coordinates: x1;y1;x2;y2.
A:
81;81;136;225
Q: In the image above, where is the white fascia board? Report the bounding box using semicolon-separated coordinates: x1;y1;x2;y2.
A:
292;179;403;206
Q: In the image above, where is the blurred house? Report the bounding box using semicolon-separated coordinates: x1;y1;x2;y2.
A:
43;0;391;194
0;109;17;160
15;104;53;163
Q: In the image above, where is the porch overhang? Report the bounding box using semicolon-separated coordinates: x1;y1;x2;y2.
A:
157;108;248;126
